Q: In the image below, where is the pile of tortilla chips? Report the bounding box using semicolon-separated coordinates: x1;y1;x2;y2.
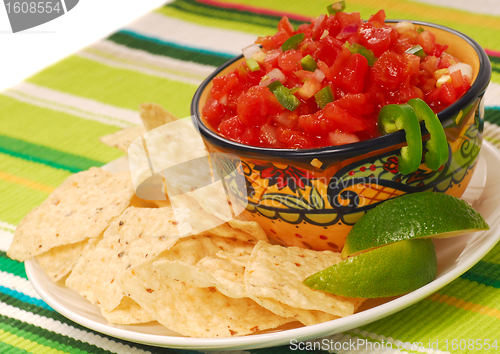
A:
8;104;364;338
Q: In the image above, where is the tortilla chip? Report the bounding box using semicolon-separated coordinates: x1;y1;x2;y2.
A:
129;194;171;209
7;168;134;261
139;103;177;132
154;235;254;298
35;238;91;282
101;296;155;325
154;237;337;326
63;236;103;304
244;242;365;323
121;258;292;337
66;206;183;312
99;125;146;152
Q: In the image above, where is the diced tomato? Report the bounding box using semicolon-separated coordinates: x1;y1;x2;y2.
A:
439;82;457;105
371;52;408;90
433;43;448;58
335;53;368;94
236;86;283;126
278;50;303;72
211;72;239;100
368;9;386;25
418;30;436;55
335;11;362;28
330;47;352;79
298;111;338;135
262;49;281;72
313;36;342;66
278;16;295;36
202;97;226;127
335;93;374;115
322;102;367;132
450;70;464;88
358;22;397;57
256;30;290;51
276;127;314;148
203;10;471;149
219;115;245;141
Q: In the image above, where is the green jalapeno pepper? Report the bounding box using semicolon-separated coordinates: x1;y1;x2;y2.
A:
378;104;423;175
268;81;301;111
314;86;334;108
281;33;305;51
327;1;346;14
301;54;317;72
407;98;449;170
346;42;377;66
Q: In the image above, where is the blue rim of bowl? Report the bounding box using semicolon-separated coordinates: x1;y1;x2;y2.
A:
191;20;492;163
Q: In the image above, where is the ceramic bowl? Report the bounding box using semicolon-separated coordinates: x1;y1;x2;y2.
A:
191;20;492;251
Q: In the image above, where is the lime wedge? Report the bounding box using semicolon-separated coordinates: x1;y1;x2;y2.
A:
342;192;489;258
303;239;437;298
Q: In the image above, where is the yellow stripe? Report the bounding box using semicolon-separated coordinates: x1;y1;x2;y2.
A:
0;171;55;194
429;293;500;319
0;329;69;354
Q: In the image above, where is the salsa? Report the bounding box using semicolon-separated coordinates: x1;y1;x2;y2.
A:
202;6;472;149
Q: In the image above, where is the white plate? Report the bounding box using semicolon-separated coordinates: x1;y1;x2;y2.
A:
25;141;500;351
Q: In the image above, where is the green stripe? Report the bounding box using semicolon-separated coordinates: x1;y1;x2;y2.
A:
0;135;103;173
433;277;500;311
461;261;500;289
167;0;305;29
0;153;71;189
108;30;231;67
0;178;51;225
0;341;26;354
483;241;500;264
0;252;26;279
0;95;123;165
0;315;112;354
485;108;500;126
361;298;500;354
26;56;197;118
155;6;274;36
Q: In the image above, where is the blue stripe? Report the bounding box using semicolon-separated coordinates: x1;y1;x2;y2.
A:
0;285;53;311
119;28;236;59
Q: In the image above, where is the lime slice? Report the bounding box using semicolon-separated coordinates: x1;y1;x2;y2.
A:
303;238;437;298
342;192;489;258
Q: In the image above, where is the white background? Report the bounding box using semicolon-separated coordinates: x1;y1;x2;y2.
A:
0;0;167;91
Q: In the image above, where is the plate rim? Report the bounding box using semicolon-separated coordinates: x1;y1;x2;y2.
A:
25;141;500;350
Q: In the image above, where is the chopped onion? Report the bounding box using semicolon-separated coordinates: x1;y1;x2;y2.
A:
252;51;266;64
394;21;415;34
448;62;472;80
273;111;297;128
218;94;228;105
320;30;329;40
314;69;325;82
242;43;261;59
328;131;360;146
260;124;279;146
260;68;286;87
313;14;326;33
336;23;359;40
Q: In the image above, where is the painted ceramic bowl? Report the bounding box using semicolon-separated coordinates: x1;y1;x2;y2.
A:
191;21;492;251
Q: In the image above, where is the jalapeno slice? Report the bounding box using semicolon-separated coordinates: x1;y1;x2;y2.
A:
407;98;449;170
378;104;423;175
281;33;305;51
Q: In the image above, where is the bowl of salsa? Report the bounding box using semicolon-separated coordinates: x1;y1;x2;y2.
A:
191;5;491;251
